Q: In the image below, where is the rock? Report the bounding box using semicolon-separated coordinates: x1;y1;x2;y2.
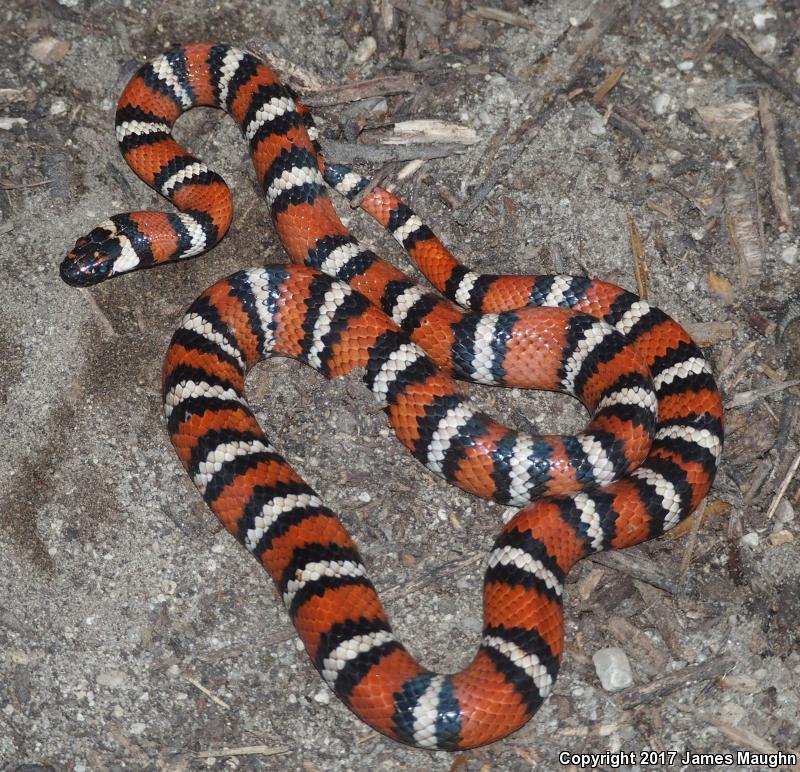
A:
754;34;776;54
653;93;671;115
768;530;794;547
29;37;70;65
96;669;127;689
780;245;797;266
353;36;377;64
592;647;633;691
740;532;759;547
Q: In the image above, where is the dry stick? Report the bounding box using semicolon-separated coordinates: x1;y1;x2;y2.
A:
302;73;417;107
726;379;800;409
628;216;649;299
781;122;799;200
587;550;675;594
194;745;290;760
758;90;793;232
454;0;624;225
764;448;800;520
619;657;734;710
323;140;469;165
468;5;538;30
714;32;800;108
593;66;624;105
679;499;706;579
181;675;230;709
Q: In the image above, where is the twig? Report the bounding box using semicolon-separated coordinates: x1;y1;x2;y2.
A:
679;500;706;578
323;140;469;165
758;90;793;232
725;379;800;409
724;167;765;287
303;73;417;107
764;448;800;520
593;67;624;104
781;122;799;200
628;216;649;299
714;31;800;107
619;657;734;709
587;550;674;594
182;675;230;709
694;711;800;763
467;5;537;30
194;744;290;759
0;178;52;190
683;321;735;346
454;0;624;225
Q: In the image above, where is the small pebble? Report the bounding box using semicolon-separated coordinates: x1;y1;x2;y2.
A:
358;491;371;503
592;647;633;691
780;245;798;266
587;115;607;136
96;669;127;689
653;93;671;115
753;11;776;29
50;98;67;116
313;688;331;705
353;36;377;64
0;117;27;130
677;60;695;72
740;532;759;548
29;37;70;64
659;0;681;7
768;530;794;547
754;34;776;54
129;722;146;736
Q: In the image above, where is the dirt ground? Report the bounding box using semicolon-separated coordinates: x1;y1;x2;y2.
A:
2;0;799;769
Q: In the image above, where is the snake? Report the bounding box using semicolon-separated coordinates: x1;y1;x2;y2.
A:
60;43;724;750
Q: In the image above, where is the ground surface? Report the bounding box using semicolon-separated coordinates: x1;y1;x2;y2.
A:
1;0;800;770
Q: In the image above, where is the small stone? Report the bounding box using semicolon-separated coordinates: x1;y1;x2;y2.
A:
129;722;146;736
313;688;331;704
592;647;633;691
96;669;127;688
773;498;795;527
754;34;776;54
659;0;680;6
50;98;67;116
653;93;671;115
753;11;776;29
357;491;371;503
353;36;377;64
0;117;27;130
768;530;794;547
588;115;607;136
740;532;759;547
677;60;695;72
29;37;70;65
780;245;798;266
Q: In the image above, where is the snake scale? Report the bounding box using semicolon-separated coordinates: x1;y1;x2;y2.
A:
60;43;723;750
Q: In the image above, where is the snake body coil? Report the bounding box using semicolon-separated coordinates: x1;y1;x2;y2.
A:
61;44;723;750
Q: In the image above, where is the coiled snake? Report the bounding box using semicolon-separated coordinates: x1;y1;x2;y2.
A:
60;44;723;750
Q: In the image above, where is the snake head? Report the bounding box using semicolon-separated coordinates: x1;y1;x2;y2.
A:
60;220;124;286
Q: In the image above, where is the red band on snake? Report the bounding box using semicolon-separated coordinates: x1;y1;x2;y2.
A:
60;43;723;750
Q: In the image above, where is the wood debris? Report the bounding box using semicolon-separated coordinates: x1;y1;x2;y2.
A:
467;6;537;31
386;119;479;145
757;90;793;232
724;168;765;286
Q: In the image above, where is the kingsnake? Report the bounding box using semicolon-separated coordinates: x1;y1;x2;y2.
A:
60;43;723;750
